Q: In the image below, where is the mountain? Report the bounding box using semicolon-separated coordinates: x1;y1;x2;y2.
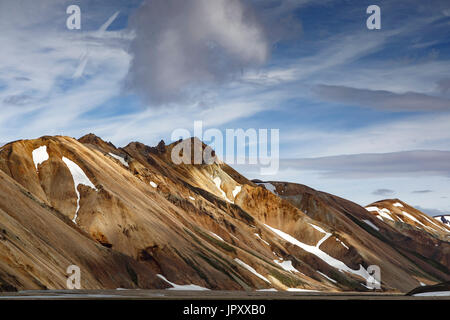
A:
0;135;449;293
252;181;450;290
434;215;450;228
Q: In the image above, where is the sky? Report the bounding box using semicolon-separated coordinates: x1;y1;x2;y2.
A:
0;0;449;215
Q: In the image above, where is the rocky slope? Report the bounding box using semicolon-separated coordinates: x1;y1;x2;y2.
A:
0;135;449;292
253;181;450;290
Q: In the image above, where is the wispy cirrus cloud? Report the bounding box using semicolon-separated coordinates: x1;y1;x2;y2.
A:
313;85;450;112
412;190;433;194
281;150;450;179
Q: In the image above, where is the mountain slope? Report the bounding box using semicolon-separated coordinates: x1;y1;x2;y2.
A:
254;181;450;290
0;167;166;291
0;135;449;292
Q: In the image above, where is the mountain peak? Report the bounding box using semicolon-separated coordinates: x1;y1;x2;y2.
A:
78;133;118;154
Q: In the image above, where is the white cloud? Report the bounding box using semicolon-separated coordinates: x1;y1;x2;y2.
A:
0;1;133;142
313;85;450;112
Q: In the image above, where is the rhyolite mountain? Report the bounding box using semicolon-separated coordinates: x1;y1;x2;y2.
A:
0;134;448;292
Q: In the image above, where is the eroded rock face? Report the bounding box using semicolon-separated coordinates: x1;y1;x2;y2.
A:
0;135;448;292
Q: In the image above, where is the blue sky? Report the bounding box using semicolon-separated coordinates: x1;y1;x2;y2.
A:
0;0;449;215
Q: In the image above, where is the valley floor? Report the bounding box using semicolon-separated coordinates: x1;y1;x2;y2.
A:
0;289;448;300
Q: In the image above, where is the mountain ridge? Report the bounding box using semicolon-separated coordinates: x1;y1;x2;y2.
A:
0;134;448;292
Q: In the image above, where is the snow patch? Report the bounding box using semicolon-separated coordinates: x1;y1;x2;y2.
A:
254;233;270;246
62;157;97;224
421;214;448;232
393;202;404;207
32;146;49;170
150;181;158;188
232;185;242;198
413;291;450;297
286;288;319;292
213;177;232;203
257;288;277;292
309;223;332;248
366;206;394;221
108;153;129;167
317;271;337;284
401;211;427;228
274;260;299;273
189;196;195;201
265;224;373;282
157;274;209;291
363;220;380;231
234;258;270;283
336;239;349;250
210;232;224;241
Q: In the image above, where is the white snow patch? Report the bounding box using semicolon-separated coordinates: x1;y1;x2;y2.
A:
232;185;242;198
255;233;270;246
108;153;129;167
366;206;394;221
363;220;380;231
213;177;232;203
210;232;224;241
401;211;427;227
286;288;319;292
257;288;277;292
434;216;450;233
422;214;448;232
150;181;158;188
317;271;337;283
336;239;349;250
274;260;299;273
189;196;195;201
234;258;270;283
435;215;450;225
157;274;209;291
32;146;49;170
309;223;332;248
413;291;450;297
265;224;372;282
393;202;404;207
62;157;97;224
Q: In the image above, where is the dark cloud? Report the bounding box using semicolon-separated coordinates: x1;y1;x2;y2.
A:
126;0;270;105
282;150;450;179
412;190;433;194
313;85;450;112
125;0;308;105
372;188;395;196
3;94;33;106
14;76;31;82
